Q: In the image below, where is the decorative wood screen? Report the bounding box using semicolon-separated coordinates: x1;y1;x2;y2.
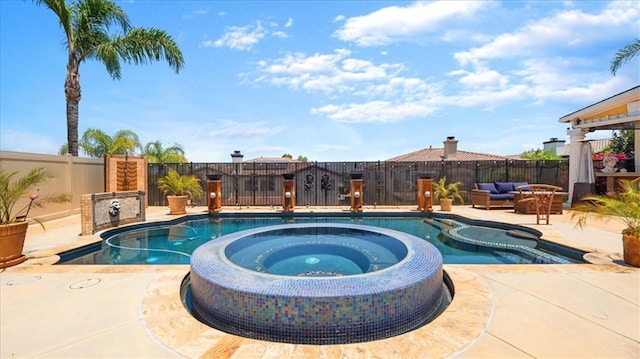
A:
105;155;148;205
117;160;138;191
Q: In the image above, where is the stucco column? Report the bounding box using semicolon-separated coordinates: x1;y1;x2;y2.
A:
567;128;589;204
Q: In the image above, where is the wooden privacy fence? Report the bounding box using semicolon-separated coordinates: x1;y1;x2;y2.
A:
146;160;569;207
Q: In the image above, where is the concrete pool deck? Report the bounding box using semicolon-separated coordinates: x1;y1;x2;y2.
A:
1;205;639;358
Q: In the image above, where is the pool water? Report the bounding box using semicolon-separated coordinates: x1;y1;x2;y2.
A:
225;226;407;275
58;214;585;265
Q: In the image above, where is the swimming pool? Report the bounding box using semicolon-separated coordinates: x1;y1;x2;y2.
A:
58;213;586;265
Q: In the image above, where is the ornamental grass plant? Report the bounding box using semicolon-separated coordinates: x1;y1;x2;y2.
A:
157;169;203;198
432;177;465;204
0;163;71;226
572;177;640;237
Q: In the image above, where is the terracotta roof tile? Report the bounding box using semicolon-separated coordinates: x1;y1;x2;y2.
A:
386;147;510;161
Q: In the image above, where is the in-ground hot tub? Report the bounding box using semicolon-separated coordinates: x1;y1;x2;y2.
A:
189;223;445;344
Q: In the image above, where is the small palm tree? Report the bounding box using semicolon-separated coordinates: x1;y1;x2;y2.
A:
143;141;188;163
34;0;184;156
432;177;465;204
157;170;203;198
572;178;640;237
610;38;640;75
79;129;142;158
0;163;71;225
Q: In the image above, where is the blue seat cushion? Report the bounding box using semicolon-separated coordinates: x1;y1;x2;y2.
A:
494;182;514;194
477;183;498;194
489;193;514;200
512;182;529;191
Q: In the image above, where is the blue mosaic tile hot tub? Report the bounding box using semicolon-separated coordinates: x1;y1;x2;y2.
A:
189;223;445;344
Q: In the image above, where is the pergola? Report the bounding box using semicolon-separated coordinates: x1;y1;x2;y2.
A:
559;85;640;204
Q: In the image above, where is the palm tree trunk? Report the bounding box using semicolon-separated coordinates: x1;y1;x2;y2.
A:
65;65;81;156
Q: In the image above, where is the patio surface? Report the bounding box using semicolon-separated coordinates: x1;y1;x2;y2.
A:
1;205;639;358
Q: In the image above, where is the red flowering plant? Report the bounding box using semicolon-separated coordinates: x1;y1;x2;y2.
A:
592;152;627;160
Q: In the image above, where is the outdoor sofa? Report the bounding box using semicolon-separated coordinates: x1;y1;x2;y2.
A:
471;182;526;210
472;181;563;214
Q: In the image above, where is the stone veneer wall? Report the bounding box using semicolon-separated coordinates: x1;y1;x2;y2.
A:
81;191;146;235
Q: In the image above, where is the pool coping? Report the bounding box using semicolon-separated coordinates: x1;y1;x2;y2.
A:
142;265;492;358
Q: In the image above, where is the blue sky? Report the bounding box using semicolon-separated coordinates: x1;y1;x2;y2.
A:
1;1;638;162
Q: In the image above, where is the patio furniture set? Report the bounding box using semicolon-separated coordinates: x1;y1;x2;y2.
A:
471;181;566;224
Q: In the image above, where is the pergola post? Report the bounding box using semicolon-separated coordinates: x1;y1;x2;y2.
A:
566;128;588;204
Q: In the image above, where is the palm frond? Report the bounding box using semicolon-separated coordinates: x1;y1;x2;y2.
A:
80;128;111;157
571;178;640;236
143;141;187;163
157;170;202;197
0;163;72;224
114;28;185;73
610;38;640;75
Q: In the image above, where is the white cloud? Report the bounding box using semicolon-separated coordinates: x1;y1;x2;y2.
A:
209;119;285;138
271;31;288;39
444;85;531;110
210;21;267;51
315;143;350;152
444;2;640;110
311;99;437;124
454;2;640;65
206;18;295;50
451;67;509;90
0;129;60;154
183;9;207;19
334;1;485;46
254;49;405;95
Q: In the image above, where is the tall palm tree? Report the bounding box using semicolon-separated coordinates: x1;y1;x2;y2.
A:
142;140;188;163
610;38;640;75
35;0;184;156
79;128;142;158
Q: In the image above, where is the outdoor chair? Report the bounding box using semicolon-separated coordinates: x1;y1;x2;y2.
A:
515;184;564;225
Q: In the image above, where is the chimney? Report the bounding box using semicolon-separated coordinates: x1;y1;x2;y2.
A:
230;150;244;174
443;136;458;159
543;137;566;156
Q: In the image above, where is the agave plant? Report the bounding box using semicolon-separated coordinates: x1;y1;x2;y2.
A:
157;169;203;198
572;178;640;236
0;163;72;225
433;177;465;204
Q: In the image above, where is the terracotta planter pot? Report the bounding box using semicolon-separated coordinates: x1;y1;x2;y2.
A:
0;221;29;268
167;195;188;215
440;198;453;212
622;233;640;267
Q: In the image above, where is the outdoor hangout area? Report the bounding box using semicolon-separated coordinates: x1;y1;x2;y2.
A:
1;204;638;358
1;89;639;358
1;140;639;358
3;1;640;357
1;150;639;358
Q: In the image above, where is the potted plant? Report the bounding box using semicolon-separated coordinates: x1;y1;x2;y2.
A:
0;163;71;268
433;177;464;211
571;177;640;267
157;169;203;215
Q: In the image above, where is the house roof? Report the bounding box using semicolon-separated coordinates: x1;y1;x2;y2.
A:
558;85;640;131
243;157;301;163
386;147;511;161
